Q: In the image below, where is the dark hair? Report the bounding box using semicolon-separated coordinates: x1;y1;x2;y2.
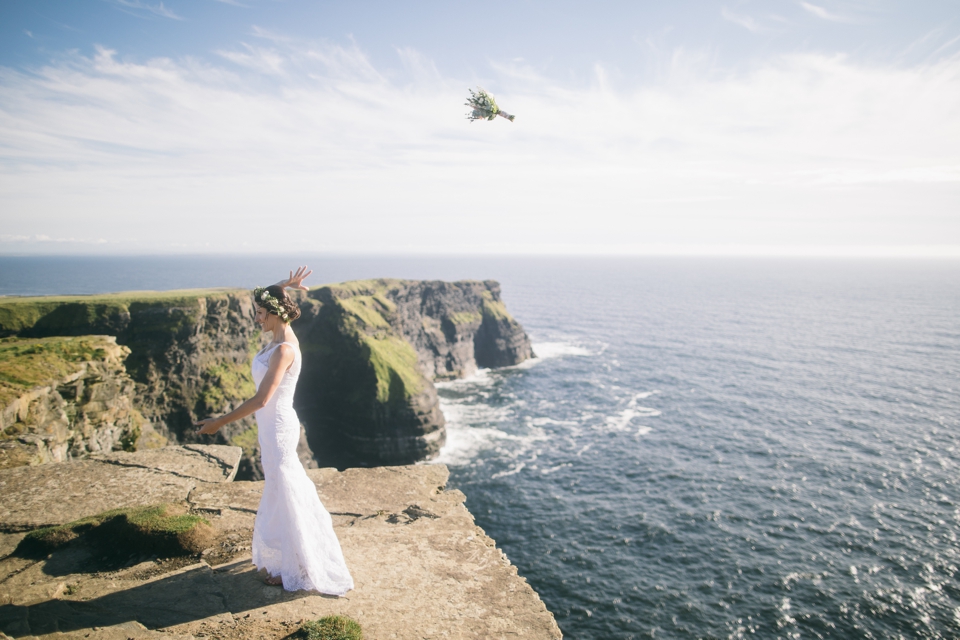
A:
257;284;302;323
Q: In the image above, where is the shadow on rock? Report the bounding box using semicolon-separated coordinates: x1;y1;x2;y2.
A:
0;560;310;638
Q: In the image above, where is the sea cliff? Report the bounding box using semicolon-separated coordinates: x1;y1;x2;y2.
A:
296;279;534;465
0;280;533;470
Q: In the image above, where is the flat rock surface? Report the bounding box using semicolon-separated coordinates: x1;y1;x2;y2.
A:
0;464;561;640
0;446;242;530
92;444;242;484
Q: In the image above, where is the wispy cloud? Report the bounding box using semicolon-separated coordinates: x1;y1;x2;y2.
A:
0;39;958;254
110;0;183;21
721;8;766;33
799;2;854;23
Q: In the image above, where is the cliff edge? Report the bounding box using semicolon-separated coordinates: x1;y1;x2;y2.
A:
0;447;562;639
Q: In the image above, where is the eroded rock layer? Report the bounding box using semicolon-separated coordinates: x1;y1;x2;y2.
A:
0;336;162;469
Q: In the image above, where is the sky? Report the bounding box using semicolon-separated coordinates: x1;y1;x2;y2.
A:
0;0;958;256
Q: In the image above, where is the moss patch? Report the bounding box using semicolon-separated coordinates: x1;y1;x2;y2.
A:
200;361;256;413
15;503;213;561
0;336;119;408
230;424;259;458
481;290;513;322
338;297;390;330
360;334;423;402
293;616;364;640
448;311;482;325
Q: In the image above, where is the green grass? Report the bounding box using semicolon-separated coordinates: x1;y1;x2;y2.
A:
319;279;400;297
15;503;213;561
448;311;482;325
481;290;513;322
359;334;423;402
0;288;246;337
0;335;120;409
338;297;390;329
230;424;259;458
200;361;256;413
294;616;363;640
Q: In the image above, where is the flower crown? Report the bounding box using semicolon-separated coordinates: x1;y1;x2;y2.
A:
253;286;290;322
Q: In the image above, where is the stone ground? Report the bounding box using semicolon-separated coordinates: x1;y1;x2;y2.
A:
0;447;561;640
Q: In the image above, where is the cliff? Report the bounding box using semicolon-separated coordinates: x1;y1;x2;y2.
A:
296;279;534;466
0;291;271;476
0;280;533;469
0;336;162;469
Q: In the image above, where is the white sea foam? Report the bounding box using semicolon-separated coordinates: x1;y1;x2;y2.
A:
533;342;593;359
434;393;549;466
435;367;495;390
540;462;573;475
596;391;662;433
491;462;526;479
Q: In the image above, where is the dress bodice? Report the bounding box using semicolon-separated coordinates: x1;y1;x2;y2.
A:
252;341;301;409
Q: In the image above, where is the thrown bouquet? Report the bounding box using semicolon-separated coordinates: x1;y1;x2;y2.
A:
465;87;515;122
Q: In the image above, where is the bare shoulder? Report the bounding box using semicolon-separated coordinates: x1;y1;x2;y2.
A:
277;342;299;356
269;343;298;366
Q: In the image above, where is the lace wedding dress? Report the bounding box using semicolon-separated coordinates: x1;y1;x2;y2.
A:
250;341;354;594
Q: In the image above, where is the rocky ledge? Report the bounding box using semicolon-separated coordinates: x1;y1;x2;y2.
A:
0;446;561;639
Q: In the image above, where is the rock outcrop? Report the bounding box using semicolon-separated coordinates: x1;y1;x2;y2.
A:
0;291;276;477
0;280;533;469
0;447;561;640
0;336;162;469
296;280;534;466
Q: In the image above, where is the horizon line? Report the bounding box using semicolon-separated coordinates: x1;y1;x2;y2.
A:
2;245;960;259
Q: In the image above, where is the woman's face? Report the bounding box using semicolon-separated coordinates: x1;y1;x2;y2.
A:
255;305;278;332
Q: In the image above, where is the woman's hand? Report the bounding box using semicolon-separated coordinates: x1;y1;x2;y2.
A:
275;265;313;291
196;418;221;435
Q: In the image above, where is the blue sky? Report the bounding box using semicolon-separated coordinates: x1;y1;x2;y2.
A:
1;0;958;255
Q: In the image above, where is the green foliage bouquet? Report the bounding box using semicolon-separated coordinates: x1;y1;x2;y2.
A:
465;87;515;122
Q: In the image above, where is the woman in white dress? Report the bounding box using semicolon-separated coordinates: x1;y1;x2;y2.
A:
196;266;354;594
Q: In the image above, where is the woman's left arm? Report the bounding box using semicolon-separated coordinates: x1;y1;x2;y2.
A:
273;265;313;291
195;344;295;435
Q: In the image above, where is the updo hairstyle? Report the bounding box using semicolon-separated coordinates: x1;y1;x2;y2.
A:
257;284;302;323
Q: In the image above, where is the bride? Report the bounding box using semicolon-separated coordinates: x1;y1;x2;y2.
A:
196;266;354;594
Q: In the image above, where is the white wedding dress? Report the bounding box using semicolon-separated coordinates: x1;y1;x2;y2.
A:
250;341;354;594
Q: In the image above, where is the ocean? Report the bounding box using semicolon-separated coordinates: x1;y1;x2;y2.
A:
2;255;959;639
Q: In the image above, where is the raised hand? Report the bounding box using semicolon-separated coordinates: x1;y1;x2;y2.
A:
276;265;313;291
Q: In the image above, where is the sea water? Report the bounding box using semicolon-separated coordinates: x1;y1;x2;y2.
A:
2;256;959;639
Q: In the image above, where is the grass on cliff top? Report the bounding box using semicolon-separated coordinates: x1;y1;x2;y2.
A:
0;288;244;305
0;289;246;335
293;616;363;640
317;279;401;297
0;335;119;408
15;503;213;562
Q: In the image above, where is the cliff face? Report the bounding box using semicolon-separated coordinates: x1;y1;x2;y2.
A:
296;279;533;466
0;292;272;477
0;336;161;469
0;280;532;470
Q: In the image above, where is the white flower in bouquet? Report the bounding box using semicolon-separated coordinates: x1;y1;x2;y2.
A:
465;87;515;122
